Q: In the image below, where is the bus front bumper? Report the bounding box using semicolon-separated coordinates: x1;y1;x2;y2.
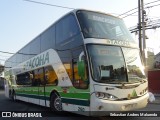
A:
90;93;149;116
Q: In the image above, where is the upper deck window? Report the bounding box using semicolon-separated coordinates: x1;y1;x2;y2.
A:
76;10;134;42
56;14;80;44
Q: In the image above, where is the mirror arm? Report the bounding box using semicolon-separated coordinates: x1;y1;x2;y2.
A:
79;51;84;61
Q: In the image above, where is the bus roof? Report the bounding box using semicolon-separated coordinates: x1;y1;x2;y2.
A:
5;9;121;66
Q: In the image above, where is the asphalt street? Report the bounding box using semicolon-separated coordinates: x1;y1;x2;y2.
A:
0;90;159;120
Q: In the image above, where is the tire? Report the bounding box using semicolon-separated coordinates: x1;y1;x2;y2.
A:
50;93;62;112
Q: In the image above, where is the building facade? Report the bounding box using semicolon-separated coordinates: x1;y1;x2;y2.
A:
155;52;160;69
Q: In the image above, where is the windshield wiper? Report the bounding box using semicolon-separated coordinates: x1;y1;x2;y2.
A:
105;80;139;84
101;79;119;83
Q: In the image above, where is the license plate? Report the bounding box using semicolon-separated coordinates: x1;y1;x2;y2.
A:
122;103;137;110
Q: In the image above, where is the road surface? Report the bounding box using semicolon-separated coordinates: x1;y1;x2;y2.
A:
0;90;159;120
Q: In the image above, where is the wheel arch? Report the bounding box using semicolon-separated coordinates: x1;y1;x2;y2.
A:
50;89;60;101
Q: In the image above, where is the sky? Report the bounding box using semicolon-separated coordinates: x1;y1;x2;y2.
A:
0;0;160;65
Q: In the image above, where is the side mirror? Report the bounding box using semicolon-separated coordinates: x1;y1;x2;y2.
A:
77;51;86;81
77;61;85;80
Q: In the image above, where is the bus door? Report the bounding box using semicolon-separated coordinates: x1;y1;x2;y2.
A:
16;72;32;102
28;70;39;105
35;68;46;106
44;66;59;106
71;49;90;112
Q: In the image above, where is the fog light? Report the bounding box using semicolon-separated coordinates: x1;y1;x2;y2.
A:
122;105;126;110
98;105;103;110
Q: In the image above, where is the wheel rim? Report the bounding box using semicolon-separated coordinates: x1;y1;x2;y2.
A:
54;97;62;111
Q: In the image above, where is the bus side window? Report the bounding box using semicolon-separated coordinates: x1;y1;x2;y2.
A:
44;66;58;86
25;72;32;85
16;73;32;85
29;71;35;86
56;14;79;44
33;69;44;86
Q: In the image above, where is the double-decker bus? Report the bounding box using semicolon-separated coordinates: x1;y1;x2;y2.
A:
4;9;148;116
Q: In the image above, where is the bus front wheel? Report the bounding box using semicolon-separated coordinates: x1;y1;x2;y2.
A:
50;93;62;111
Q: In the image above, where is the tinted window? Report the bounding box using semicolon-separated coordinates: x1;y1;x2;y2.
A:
87;45;127;83
21;45;30;62
71;47;88;89
77;10;134;41
57;50;72;80
16;51;22;64
33;68;44;86
41;26;55;52
16;73;32;85
11;55;17;67
30;37;41;58
56;14;79;44
4;61;11;70
122;48;146;81
44;66;58;85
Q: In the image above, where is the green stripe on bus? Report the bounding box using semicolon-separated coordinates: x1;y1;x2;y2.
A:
16;93;49;100
61;98;90;106
60;92;90;100
16;91;89;100
16;93;90;106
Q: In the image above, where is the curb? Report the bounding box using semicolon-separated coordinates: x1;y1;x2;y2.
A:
149;102;160;104
154;94;160;97
149;96;160;104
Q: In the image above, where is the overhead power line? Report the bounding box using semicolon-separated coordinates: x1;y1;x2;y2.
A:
0;50;36;56
0;54;10;58
121;11;138;18
0;51;14;55
24;0;74;10
122;3;160;18
145;0;160;5
119;0;160;17
118;7;137;17
129;18;160;33
146;3;160;8
0;58;7;62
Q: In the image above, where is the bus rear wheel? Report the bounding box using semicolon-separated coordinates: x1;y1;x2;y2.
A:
50;94;62;112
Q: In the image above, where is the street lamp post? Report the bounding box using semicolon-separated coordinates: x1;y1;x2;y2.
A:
138;0;147;67
138;0;142;57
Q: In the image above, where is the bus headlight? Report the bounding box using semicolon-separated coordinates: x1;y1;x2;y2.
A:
95;92;105;99
105;93;118;100
95;92;118;100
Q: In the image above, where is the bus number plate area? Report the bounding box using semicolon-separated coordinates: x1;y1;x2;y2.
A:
122;103;137;110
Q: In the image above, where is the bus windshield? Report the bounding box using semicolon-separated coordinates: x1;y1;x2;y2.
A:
87;45;146;83
77;10;134;41
122;47;146;82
